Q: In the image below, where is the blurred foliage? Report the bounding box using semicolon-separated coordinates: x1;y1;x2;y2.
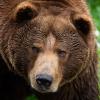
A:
87;0;100;99
26;95;38;100
87;0;100;47
88;0;100;31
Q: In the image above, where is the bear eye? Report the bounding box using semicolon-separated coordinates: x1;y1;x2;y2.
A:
32;46;41;54
56;49;66;58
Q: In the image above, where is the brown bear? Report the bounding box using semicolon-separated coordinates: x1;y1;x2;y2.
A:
0;0;99;100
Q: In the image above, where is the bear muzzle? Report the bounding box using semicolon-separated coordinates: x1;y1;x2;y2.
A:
28;52;62;93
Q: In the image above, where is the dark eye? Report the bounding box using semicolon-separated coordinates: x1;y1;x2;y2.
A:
57;49;66;58
32;47;41;54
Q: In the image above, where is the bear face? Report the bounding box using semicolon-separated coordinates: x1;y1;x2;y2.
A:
0;0;95;93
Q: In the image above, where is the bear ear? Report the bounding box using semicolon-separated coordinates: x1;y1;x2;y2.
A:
73;14;96;51
73;14;92;35
13;1;38;23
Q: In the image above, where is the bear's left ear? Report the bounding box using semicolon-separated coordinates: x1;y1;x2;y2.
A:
73;14;96;52
73;14;92;36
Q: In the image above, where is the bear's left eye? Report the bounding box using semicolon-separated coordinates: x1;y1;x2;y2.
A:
56;49;66;58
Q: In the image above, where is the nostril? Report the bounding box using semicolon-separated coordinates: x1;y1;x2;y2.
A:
36;74;53;88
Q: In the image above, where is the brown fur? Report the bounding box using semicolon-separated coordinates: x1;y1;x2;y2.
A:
0;0;99;100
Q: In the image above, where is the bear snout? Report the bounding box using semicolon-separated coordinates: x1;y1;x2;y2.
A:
35;74;53;91
28;52;62;93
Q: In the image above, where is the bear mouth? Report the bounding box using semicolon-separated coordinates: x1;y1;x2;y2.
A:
31;83;58;93
34;86;51;93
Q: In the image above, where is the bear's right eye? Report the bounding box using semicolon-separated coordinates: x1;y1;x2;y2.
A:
32;47;41;54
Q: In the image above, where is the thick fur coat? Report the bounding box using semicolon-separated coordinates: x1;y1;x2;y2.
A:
0;0;99;100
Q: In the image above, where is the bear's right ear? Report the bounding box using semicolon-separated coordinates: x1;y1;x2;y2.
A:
13;1;38;23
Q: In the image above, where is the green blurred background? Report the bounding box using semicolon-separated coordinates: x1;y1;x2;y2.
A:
26;0;100;100
88;0;100;96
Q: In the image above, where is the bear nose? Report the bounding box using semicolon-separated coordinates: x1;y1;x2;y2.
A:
36;74;53;89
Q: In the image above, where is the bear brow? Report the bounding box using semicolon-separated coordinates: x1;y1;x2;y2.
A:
32;0;67;5
45;33;56;50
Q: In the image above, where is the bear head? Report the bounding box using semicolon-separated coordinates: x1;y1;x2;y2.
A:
0;0;96;93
